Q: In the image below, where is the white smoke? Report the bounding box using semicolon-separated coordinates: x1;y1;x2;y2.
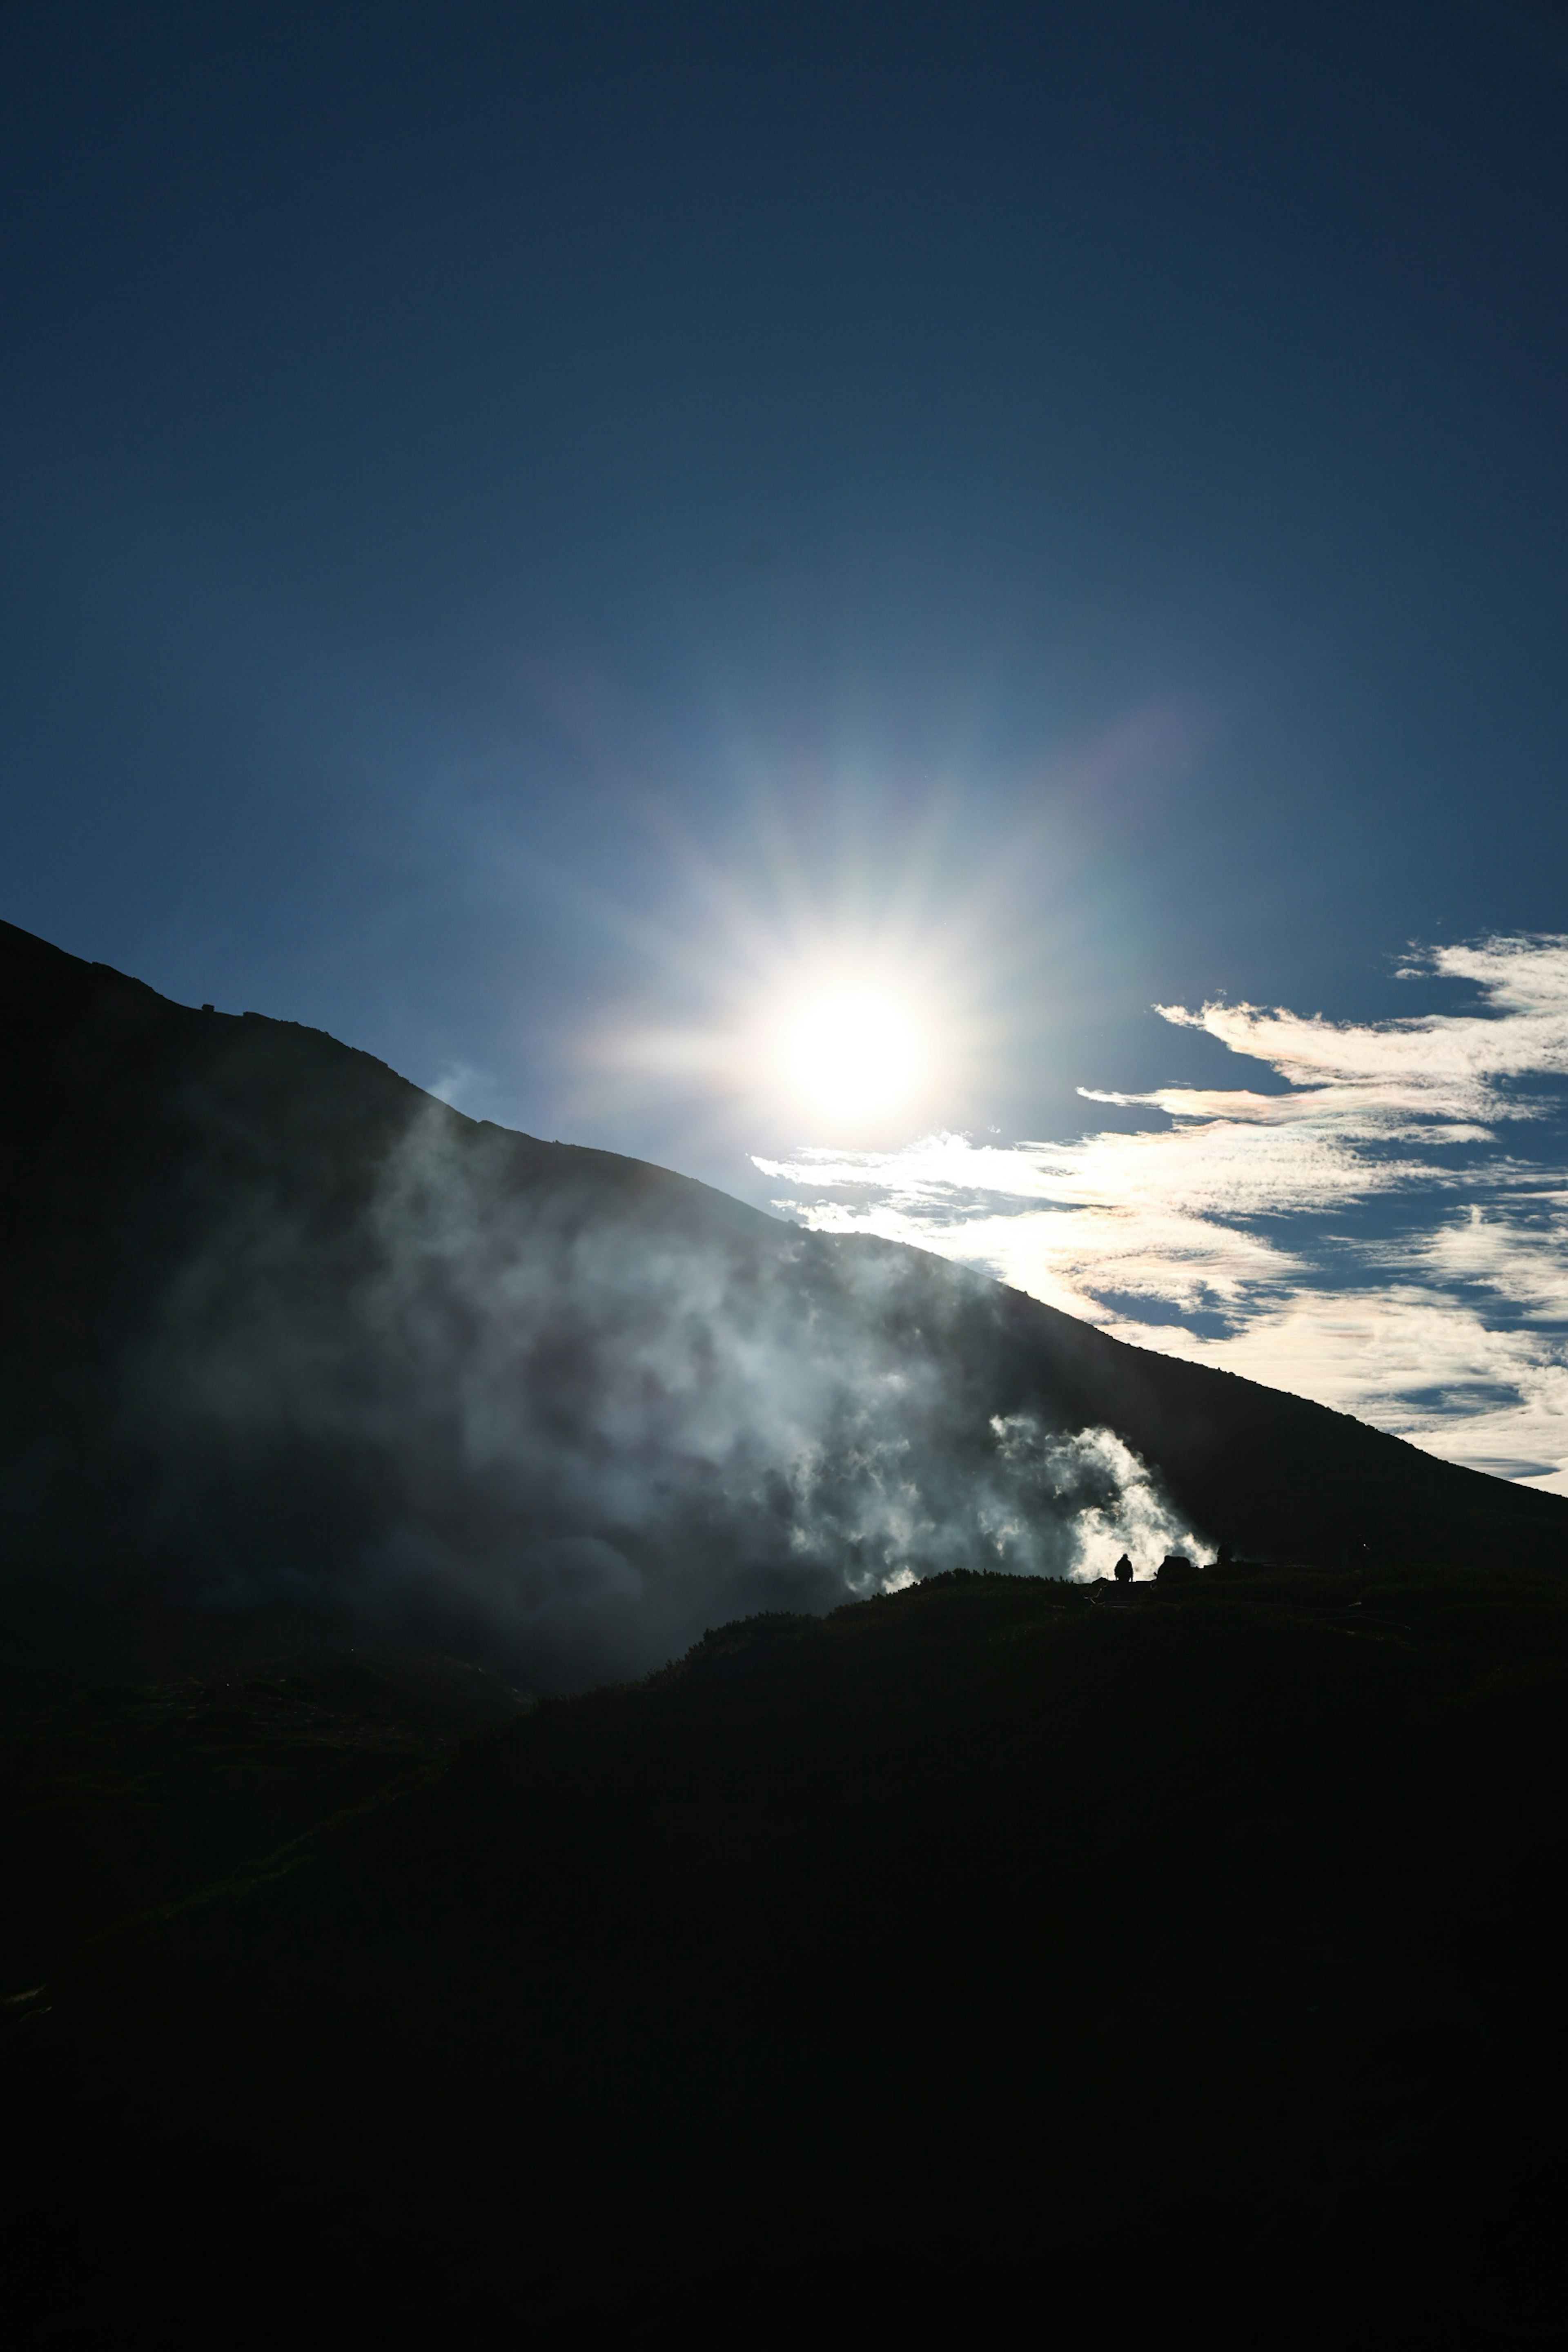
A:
127;1098;1205;1681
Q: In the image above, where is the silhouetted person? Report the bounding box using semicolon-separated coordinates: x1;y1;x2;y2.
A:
1114;1553;1133;1584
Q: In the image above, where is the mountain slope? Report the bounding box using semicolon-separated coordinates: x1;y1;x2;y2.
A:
5;1560;1565;2337
2;915;1564;1692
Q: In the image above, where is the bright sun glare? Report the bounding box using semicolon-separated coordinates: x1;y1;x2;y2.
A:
783;991;920;1118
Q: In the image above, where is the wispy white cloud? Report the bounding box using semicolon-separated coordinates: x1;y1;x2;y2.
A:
757;936;1568;1493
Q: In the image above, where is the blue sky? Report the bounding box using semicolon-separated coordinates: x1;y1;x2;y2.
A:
5;3;1568;1479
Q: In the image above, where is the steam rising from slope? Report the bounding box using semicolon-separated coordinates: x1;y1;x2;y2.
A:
131;1103;1200;1685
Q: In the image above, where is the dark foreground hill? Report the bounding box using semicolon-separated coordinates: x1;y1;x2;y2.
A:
3;920;1565;2336
3;915;1565;1700
4;1560;1565;2339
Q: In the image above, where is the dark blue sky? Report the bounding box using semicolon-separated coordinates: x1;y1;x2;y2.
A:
5;1;1568;1196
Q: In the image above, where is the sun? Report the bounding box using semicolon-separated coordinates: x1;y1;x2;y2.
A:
782;990;921;1118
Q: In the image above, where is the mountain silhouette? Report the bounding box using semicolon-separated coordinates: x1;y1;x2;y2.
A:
4;916;1566;2338
6;1557;1566;2339
2;913;1564;1693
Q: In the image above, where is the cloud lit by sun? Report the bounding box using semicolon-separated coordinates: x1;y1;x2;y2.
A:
758;935;1568;1497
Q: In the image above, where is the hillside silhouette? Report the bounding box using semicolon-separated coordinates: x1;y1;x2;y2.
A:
4;1560;1565;2339
3;914;1564;1700
3;918;1566;2334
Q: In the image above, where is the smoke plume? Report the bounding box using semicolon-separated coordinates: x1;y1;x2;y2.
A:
120;1100;1202;1686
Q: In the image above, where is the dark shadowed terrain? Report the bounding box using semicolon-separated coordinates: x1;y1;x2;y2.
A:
2;918;1564;2337
4;1562;1566;2340
5;915;1565;1699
